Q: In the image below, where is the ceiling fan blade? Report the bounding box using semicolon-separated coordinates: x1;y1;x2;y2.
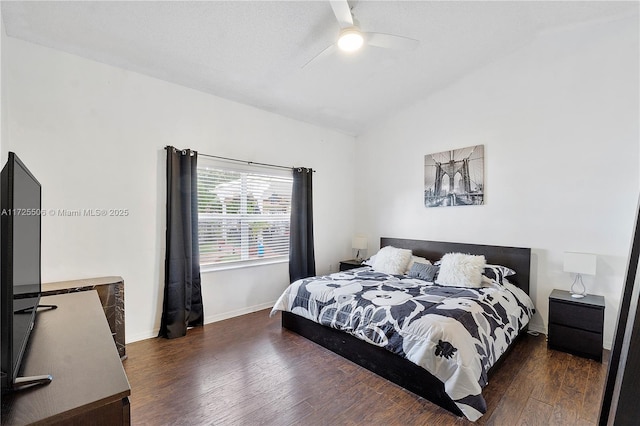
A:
302;43;337;69
365;32;420;51
329;0;353;28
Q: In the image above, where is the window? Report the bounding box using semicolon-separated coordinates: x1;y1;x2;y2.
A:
197;159;293;269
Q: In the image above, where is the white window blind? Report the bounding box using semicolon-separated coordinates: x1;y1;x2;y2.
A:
197;159;293;269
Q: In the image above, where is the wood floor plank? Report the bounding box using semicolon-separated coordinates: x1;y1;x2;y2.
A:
530;349;570;404
517;398;554;426
123;310;608;426
549;385;583;425
483;351;540;425
581;359;607;423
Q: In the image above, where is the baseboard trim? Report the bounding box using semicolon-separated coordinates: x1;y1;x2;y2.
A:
203;301;276;325
127;301;276;343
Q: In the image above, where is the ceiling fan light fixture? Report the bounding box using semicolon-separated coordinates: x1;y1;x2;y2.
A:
337;27;364;52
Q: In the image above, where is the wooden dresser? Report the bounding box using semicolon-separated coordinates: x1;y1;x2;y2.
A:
1;291;131;425
42;276;126;359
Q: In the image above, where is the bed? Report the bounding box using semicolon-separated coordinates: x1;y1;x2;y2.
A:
271;238;534;421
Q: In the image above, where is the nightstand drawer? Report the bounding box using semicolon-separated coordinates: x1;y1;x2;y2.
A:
549;301;603;333
548;323;603;361
548;289;605;362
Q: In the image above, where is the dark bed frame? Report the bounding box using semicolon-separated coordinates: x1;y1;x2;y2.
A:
281;237;532;417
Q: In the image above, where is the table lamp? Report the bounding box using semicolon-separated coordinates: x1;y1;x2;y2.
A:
563;252;597;298
352;236;368;261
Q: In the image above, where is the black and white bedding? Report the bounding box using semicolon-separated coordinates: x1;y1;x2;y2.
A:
271;267;535;421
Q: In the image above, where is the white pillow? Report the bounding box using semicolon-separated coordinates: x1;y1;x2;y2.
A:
405;256;432;274
371;246;413;275
435;253;486;288
363;254;376;266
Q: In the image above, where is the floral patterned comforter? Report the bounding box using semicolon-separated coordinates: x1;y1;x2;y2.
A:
270;267;535;421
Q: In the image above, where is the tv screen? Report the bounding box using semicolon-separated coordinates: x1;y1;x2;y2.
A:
1;152;42;391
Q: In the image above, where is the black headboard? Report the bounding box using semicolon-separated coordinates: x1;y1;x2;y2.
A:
380;237;531;295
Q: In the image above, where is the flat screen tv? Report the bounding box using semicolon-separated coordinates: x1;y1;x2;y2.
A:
1;152;52;392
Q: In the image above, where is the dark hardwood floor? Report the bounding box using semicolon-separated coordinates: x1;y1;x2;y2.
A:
123;309;608;425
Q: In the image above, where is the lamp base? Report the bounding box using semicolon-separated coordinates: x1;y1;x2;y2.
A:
570;274;587;299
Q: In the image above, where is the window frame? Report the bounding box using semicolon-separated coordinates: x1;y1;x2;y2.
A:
197;158;293;272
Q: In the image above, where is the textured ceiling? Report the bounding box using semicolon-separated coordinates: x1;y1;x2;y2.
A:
2;1;637;135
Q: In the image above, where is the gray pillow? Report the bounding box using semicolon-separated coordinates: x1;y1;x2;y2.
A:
408;262;439;282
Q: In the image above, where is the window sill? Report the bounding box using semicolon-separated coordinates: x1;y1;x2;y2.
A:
200;258;288;273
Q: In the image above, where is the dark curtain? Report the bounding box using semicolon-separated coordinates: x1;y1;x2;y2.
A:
289;167;316;282
159;146;204;339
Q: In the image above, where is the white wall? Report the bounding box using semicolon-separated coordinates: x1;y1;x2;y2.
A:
354;15;639;349
2;37;356;342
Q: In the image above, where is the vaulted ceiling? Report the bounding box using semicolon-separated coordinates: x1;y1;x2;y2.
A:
2;1;637;135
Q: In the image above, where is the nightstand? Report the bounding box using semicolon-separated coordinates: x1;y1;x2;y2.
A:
339;259;364;271
548;289;605;362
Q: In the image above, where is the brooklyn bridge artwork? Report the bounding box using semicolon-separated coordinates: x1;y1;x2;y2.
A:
424;145;484;208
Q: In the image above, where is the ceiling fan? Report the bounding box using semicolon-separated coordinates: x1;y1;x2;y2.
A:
303;0;420;68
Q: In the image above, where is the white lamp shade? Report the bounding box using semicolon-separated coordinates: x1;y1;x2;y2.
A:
352;236;368;250
563;252;597;275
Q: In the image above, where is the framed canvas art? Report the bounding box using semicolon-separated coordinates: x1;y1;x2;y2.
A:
424;145;484;208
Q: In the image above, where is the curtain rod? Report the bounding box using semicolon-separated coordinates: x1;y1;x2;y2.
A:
165;146;315;172
200;153;300;171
